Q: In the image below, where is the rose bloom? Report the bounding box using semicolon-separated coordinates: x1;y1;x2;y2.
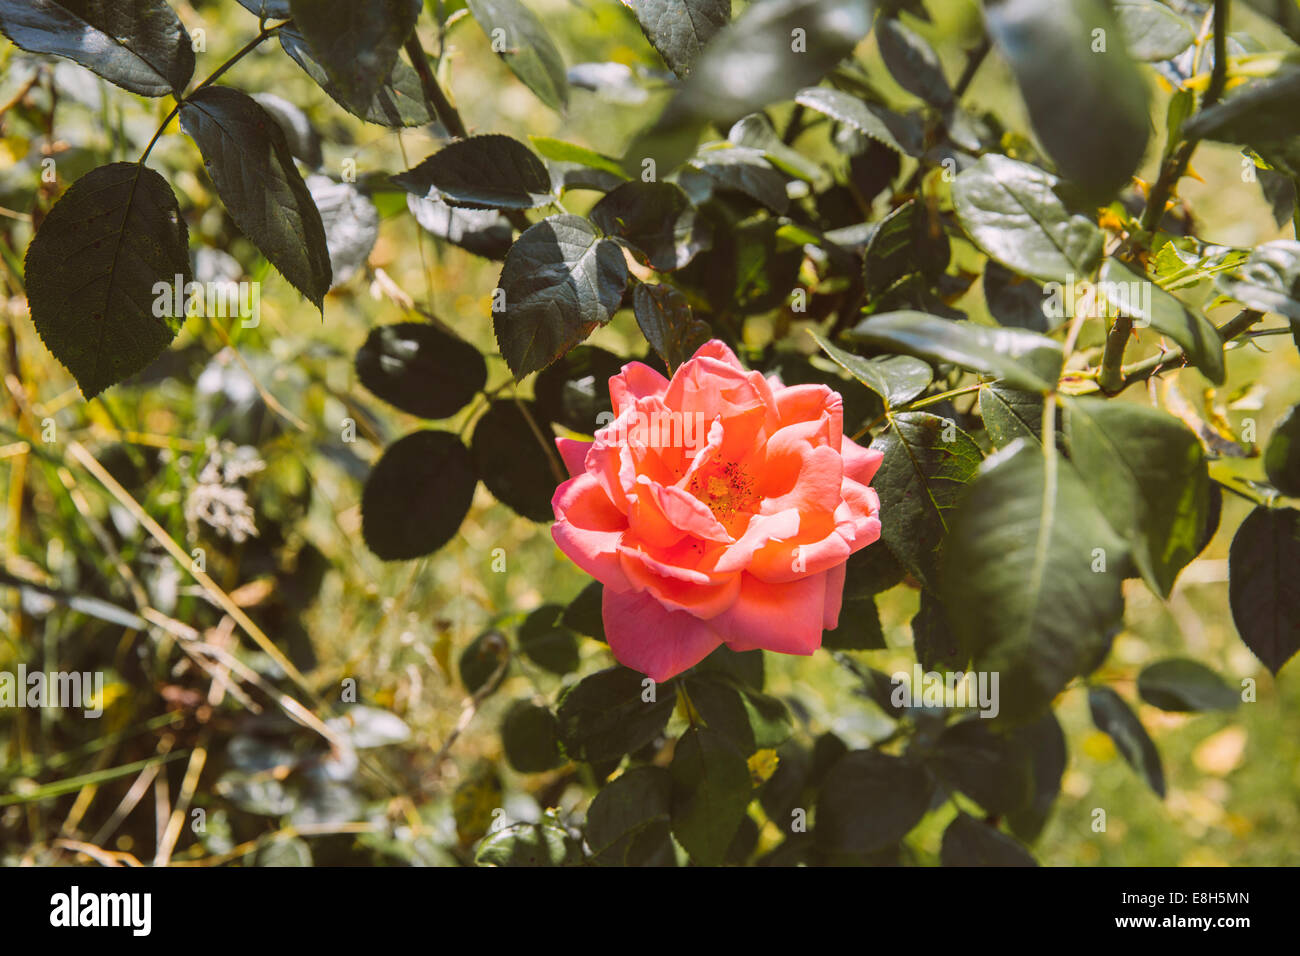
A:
550;340;883;682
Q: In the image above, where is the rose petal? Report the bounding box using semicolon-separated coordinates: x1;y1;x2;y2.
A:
556;437;592;478
716;572;828;655
552;474;631;590
603;587;724;682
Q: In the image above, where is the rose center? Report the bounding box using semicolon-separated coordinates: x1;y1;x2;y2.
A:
687;460;758;522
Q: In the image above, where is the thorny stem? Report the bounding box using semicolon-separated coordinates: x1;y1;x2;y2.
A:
1105;308;1263;395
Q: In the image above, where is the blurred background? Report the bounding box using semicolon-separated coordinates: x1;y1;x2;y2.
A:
0;0;1296;865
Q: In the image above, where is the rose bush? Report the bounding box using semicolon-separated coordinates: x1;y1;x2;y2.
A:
551;340;882;680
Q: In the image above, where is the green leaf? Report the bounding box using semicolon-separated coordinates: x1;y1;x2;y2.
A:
1215;239;1300;322
1228;506;1300;675
669;726;752;865
309;176;379;287
459;630;510;695
676;0;873;122
590;181;709;271
466;0;569;111
862;198;950;301
952;154;1104;284
1137;659;1239;713
470;400;559;522
1114;0;1195;61
585;765;675;865
814;750;933;854
911;590;964;670
942;440;1128;723
279;25;434;127
493;215;629;379
252;93;323;169
238;1;291;17
870;411;982;588
529;136;630;180
475;812;582;866
533;345;624;434
676;146;790;214
501;701;564;772
624;0;731;79
0;0;195;98
1005;709;1067;842
1098;258;1225;384
355;322;487;419
179;87;332;310
1087;685;1165;797
1265;403;1300;496
1064;397;1209;598
810;330;932;409
556;667;675;763
286;0;420;115
256;836;313;867
407;193;513;261
794;86;925;156
979;383;1044;448
728;113;829;186
684;677;757;753
928;718;1033;815
940;813;1037;866
23;163;189;399
633;283;713;372
393;135;553;210
518;604;580;675
561;581;605;642
823;594;887;650
984;0;1149;203
361;430;477;560
850;310;1064;393
1183;70;1300;157
876;16;952;109
984;260;1049;332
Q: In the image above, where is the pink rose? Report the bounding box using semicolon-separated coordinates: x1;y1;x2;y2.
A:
550;340;884;681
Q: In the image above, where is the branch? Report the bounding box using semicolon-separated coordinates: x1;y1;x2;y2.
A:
1110;308;1263;393
403;33;467;139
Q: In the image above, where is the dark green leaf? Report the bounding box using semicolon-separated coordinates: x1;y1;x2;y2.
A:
0;0;194;98
562;581;605;643
633;282;712;371
1088;685;1165;797
407;194;513;260
810;329;933;409
862;198;950;300
355;322;487;419
466;0;569;111
869;411;982;588
684;677;756;753
475;813;582;866
1228;506;1300;675
1215;239;1300;321
942;440;1128;723
585;765;675;865
1265;403;1300;497
929;718;1033;814
518;603;580;674
23;163;190;399
940;813;1037;866
669;726;752;865
693;644;765;690
795;86;925;156
823;595;887;650
1098;258;1224;384
493;215;628;379
533;345;625;434
286;0;420;115
815;750;933;854
1005;709;1067;842
590;181;709;271
676;146;790;213
983;260;1049;332
1114;0;1195;61
179;87;332;310
393;135;554;210
951;154;1104;283
728;113;829;186
876;16;952;108
470;400;559;522
308;175;379;287
979;383;1044;448
1183;70;1300;158
237;1;292;17
459;629;510;695
502;700;564;772
911;590;964;670
279;25;434;127
850;311;1064;393
1064;397;1210;598
984;0;1149;203
251;93;323;169
1137;658;1239;713
361;431;477;560
556;666;675;763
625;0;731;79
